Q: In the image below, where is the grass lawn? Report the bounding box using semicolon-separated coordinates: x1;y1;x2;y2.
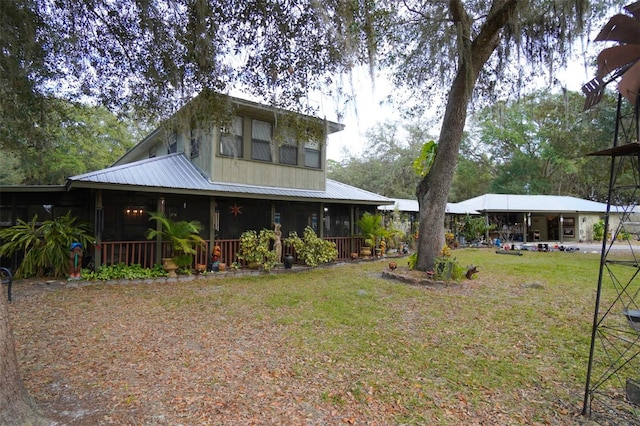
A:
7;248;628;424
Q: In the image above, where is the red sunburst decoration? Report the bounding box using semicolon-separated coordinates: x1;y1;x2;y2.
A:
230;204;242;217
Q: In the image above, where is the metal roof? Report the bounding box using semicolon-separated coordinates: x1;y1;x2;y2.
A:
458;193;610;213
377;194;623;215
68;153;392;205
378;198;479;215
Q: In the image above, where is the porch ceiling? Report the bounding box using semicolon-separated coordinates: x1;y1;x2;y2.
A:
67;153;392;205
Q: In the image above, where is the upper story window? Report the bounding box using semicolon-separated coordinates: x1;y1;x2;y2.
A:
168;131;178;154
304;140;321;169
251;119;272;162
278;131;298;165
220;116;243;157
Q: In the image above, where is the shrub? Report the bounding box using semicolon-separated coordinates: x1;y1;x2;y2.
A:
284;226;338;267
0;212;94;278
593;219;605;241
433;256;465;281
237;229;277;271
82;263;167;280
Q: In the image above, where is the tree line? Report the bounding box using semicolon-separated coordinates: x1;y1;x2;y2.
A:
329;89;621;203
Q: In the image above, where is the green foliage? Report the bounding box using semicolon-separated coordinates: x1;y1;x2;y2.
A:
457;214;494;244
449;156;493;202
146;211;206;268
356;212;387;248
618;228;631;241
237;229;277;271
327;121;432;199
466;90;617;200
407;252;417;269
3;99;139;185
383;210;408;249
409;248;464;282
433;256;465;282
0;212;94;278
283;226;338;267
412;140;437;178
0;151;25;185
82;263;167;280
593;219;605;241
273;112;325;147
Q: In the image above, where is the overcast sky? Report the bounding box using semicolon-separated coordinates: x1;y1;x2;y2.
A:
322;53;596;163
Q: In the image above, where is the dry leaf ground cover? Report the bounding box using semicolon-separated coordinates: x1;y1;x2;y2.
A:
6;248;625;425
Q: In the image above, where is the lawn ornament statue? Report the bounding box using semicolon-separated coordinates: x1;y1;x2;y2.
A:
210;245;221;271
273;223;282;264
69;242;83;280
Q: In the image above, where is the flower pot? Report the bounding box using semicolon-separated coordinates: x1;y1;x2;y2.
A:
162;257;179;278
218;262;226;272
248;261;261;270
360;247;372;257
284;254;294;269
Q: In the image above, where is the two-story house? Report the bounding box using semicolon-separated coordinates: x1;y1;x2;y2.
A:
1;93;392;270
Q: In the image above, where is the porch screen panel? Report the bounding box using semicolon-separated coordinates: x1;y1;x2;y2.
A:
251;120;272;162
220;116;243;157
324;204;351;237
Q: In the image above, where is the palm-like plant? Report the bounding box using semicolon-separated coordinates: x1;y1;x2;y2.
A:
0;212;93;278
146;211;206;269
356;212;386;249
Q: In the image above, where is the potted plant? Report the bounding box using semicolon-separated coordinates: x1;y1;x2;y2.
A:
146;211;206;277
237;229;277;271
356;212;386;257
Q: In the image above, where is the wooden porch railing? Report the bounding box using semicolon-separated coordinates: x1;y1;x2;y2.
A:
99;236;366;270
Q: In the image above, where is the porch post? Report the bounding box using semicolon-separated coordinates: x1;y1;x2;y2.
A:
350;206;355;254
318;203;324;238
209;198;217;255
94;190;103;269
155;197;165;264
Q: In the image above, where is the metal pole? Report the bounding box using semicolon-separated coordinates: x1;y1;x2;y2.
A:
582;93;622;415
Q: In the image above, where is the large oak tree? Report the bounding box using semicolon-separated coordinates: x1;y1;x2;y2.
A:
380;0;615;270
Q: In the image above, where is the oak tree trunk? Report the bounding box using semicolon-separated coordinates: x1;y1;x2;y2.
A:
0;295;50;425
416;68;473;271
415;0;518;271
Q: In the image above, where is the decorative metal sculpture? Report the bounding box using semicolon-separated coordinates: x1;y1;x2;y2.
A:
583;3;640;422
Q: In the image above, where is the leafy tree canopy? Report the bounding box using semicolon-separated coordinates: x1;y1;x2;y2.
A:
464;89;620;201
328;120;435;198
0;99;141;184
